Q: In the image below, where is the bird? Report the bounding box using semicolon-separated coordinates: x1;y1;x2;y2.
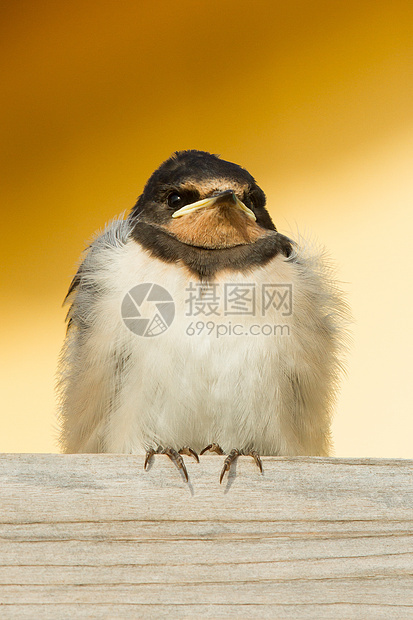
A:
58;150;349;483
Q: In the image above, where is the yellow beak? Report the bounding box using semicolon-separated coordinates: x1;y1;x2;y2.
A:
171;190;256;221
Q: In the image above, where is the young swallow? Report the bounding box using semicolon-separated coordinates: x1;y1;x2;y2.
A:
58;150;349;483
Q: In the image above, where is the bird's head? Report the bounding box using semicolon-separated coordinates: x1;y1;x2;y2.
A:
130;150;276;249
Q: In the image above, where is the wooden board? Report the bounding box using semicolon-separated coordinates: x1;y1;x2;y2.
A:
0;454;412;618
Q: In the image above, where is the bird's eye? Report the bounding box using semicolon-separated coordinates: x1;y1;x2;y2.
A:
167;193;183;209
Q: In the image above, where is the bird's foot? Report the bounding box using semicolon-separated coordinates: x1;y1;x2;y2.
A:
200;443;225;455
144;446;199;482
219;448;263;484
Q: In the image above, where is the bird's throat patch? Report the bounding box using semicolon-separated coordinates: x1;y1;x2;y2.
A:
165;205;268;249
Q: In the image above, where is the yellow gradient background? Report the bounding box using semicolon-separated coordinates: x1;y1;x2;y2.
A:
1;0;412;456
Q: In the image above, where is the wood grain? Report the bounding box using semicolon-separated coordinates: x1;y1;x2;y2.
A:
0;454;412;619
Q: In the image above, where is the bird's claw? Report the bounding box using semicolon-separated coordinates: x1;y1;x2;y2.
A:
144;447;156;470
249;449;263;473
219;448;263;483
200;443;225;455
179;446;200;462
220;448;240;483
163;447;189;481
144;445;199;482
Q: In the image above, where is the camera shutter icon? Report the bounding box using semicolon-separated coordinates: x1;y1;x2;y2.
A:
121;283;175;337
